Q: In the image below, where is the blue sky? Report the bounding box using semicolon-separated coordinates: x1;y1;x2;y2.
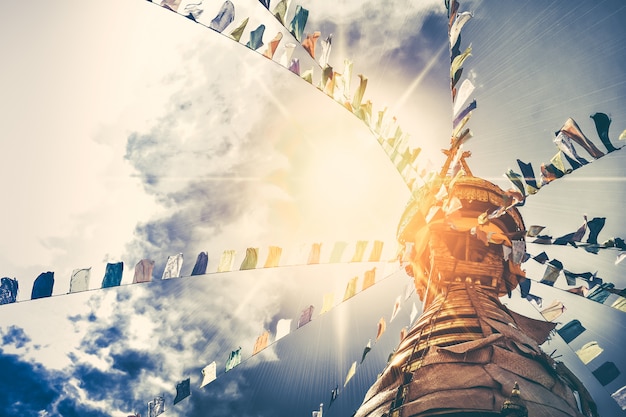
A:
0;0;625;416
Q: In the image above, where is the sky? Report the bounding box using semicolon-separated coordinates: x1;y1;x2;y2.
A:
0;0;626;416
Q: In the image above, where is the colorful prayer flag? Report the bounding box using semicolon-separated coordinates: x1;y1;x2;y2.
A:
199;361;217;388
173;378;191;404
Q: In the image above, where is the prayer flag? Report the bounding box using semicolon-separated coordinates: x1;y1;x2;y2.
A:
576;341;603;365
519;278;530;298
450;46;471;80
199;361;217;388
246;25;265;50
240;247;258;270
263;32;283;59
264;245;282;268
320;293;334;314
351;73;367;111
329;385;339;407
225;347;242;371
449;11;473;52
229;17;249;42
161;254;182;279
592;361;620;386
343;277;358;301
275;319;291;341
208;1;235;33
368;240;384;262
554;132;588;168
452;78;475;116
329;241;348;263
540;300;565;322
147;396;164;417
191;252;208;276
539;260;562;286
259;0;270;8
560;117;605;159
351;240;369;262
587;283;614;304
297;305;314;328
611;385;626;410
217;250;236;272
252;330;270;355
590;112;619;152
516;159;540;193
31;271;55;299
161;0;181;11
0;277;18;305
557;319;586;343
318;34;332;68
586;217;606;245
307;243;321;264
390;296;401;322
183;1;203;21
361;339;372;363
102;262;123;288
526;293;542;307
344;361;357;387
312;403;324;417
173;378;190;404
133;259;154;283
302;31;320;58
289;4;309;42
362;268;376;291
452;99;476;128
272;0;291;25
69;268;90;293
376;317;386;340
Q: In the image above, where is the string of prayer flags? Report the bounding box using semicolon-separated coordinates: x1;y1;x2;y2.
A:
162;254;183;279
173;378;191;405
102;262;123;288
199;361;217;388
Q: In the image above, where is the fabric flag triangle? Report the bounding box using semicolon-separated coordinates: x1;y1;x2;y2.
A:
191;252;208;276
554;131;588;168
390;296;402;322
275;318;291;341
343;277;358;301
289;4;309;42
133;259;154;283
147;396;165;417
297;305;315;328
225;347;242;371
376;317;386;340
263;32;283;59
557;319;586;343
592;361;620;386
361;339;372;363
240;247;259;270
591;112;619;152
532;251;549;264
302;31;320;58
362;268;376;291
351;240;369;262
450;46;471;80
344;361;357;387
259;0;270;8
320;293;334;315
229;17;249;42
69;268;90;293
263;245;283;268
540;300;565;322
516;159;540;194
217;250;236;272
208;1;235;33
31;271;54;299
161;254;182;279
279;42;297;68
307;243;322;264
410;303;419;325
173;378;191;405
288;58;300;75
252;330;270;355
0;277;18;305
453;99;476;128
539;261;562;286
102;262;124;288
611;385;626;410
199;361;217;388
